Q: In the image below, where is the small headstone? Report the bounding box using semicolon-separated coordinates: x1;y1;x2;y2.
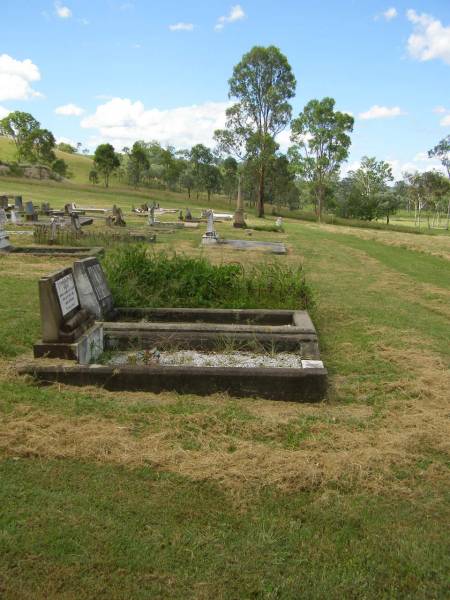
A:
202;210;219;245
15;196;23;211
148;205;156;226
0;213;11;251
276;217;283;228
71;212;82;233
185;208;192;221
25;201;38;222
73;257;115;320
112;205;126;226
10;209;17;225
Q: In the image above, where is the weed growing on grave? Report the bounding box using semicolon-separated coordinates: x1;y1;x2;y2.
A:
102;245;313;310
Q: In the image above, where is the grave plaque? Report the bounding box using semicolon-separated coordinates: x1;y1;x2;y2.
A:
73;257;115;320
55;273;79;316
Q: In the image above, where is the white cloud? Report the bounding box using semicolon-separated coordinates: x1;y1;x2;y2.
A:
406;9;450;65
56;136;78;147
440;114;450;127
0;105;10;119
383;7;397;21
359;105;405;120
433;105;447;114
55;103;84;116
0;54;42;102
55;2;72;19
81;97;230;149
215;5;245;31
169;22;194;32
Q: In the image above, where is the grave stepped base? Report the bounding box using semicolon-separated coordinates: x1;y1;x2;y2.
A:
18;362;327;403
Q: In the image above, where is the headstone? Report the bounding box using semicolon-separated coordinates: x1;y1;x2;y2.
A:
25;201;38;222
50;217;58;243
112;205;126;226
15;196;23;211
73;257;115;320
0;213;11;251
0;196;8;209
41;202;51;214
202;210;219;245
71;212;82;233
10;209;17;225
33;267;103;363
185;208;192;221
148;205;156;226
0;208;7;226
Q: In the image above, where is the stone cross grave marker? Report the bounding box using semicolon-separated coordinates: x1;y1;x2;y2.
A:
73;257;115;320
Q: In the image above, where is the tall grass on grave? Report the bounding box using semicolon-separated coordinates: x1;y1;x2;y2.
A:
102;245;313;309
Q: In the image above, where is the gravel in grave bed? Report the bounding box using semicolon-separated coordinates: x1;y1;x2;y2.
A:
105;350;319;369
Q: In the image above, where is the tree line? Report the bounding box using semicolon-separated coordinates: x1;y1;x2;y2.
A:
1;45;449;227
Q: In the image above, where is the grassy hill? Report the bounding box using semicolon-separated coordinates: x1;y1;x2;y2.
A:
0;136;94;184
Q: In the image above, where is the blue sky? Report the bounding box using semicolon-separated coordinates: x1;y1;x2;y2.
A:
1;0;449;178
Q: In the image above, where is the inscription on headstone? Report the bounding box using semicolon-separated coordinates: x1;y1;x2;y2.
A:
88;263;110;300
55;273;79;316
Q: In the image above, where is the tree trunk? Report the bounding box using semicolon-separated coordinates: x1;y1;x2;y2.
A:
257;165;265;218
317;185;324;223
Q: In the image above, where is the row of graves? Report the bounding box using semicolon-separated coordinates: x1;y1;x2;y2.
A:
19;257;327;402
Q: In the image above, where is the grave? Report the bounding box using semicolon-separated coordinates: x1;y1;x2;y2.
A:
72;257;320;355
20;258;326;402
112;205;126;226
33;267;103;364
202;210;287;254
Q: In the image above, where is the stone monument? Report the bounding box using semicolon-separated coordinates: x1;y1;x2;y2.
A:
73;257;116;320
24;201;38;222
33;267;103;363
148;204;156;226
202;210;219;245
233;175;246;228
0;211;11;251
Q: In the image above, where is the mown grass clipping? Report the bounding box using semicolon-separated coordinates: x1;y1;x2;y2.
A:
103;245;313;309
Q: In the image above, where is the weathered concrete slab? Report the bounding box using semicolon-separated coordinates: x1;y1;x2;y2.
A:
220;239;287;254
18;363;327;402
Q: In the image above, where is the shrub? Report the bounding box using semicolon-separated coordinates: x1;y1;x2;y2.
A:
102;246;313;310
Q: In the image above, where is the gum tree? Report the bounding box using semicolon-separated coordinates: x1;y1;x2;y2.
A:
214;46;296;217
429;135;450;229
289;97;354;221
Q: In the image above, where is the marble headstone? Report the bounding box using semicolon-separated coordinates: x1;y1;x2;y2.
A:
73;257;115;320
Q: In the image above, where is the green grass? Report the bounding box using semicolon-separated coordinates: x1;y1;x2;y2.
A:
102;246;312;309
0;459;448;600
0;181;449;598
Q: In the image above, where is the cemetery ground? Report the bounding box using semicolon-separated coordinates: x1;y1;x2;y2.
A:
0;181;449;599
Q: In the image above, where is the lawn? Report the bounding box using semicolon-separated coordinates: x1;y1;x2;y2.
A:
0;181;449;598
